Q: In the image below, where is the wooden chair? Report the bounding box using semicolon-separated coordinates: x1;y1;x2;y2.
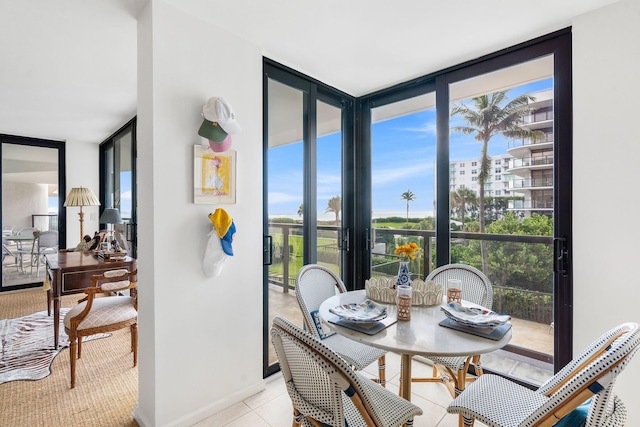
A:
63;269;138;388
271;316;423;427
412;263;493;397
447;322;640;426
296;264;387;386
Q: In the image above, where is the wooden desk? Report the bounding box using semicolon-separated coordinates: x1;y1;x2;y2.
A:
45;251;137;348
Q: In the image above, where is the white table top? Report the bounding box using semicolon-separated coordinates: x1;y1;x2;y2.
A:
3;234;36;241
319;289;511;357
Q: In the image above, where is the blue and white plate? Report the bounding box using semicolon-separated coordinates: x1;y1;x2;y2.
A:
330;299;388;323
441;302;510;328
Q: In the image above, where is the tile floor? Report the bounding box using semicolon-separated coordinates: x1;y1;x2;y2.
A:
196;352;488;427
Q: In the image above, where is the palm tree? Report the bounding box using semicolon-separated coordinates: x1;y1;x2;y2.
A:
400;190;415;227
297;204;304;218
325;195;341;224
450;187;477;231
451;91;543;270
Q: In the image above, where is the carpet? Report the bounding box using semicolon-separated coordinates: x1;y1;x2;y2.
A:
0;308;108;384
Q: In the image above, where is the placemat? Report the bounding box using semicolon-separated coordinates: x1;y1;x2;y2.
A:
328;314;398;335
439;318;511;340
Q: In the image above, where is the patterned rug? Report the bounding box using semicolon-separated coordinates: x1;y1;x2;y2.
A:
0;309;108;384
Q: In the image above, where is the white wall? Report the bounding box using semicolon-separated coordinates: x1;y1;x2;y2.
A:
572;0;640;424
64;140;100;246
2;182;48;231
135;2;264;426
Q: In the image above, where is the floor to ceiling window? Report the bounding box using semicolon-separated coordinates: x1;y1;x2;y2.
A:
263;61;353;376
264;29;572;385
99;118;137;258
358;30;571;385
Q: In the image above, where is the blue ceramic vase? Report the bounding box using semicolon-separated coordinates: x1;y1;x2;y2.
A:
396;261;411;288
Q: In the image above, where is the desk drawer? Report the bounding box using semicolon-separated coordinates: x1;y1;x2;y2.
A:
61;267;126;293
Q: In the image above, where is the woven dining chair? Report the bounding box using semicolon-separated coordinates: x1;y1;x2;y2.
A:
63;269;138;388
271;316;423;427
29;230;58;276
295;264;388;386
447;321;640;427
411;263;493;398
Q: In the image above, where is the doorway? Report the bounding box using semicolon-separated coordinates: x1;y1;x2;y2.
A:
1;135;65;291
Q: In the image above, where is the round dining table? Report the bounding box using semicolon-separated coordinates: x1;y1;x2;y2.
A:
319;289;512;424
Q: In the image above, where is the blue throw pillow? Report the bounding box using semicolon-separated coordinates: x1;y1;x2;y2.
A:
310;310;335;339
553;398;591;427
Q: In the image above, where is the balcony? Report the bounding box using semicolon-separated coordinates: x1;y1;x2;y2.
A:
511;177;553;189
510;156;554;169
268;223;555;384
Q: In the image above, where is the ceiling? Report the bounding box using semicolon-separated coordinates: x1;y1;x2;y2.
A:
0;0;619;146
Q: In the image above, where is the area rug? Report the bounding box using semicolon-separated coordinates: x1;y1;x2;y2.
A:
0;309;108;384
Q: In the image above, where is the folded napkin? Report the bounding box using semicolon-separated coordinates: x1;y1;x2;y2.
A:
329;299;387;323
441;301;510;327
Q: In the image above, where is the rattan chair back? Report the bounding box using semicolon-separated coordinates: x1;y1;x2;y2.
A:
426;263;493;308
271;316;422;427
447;322;640;427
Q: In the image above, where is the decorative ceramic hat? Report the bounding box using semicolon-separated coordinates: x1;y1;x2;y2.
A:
202;97;241;135
209;134;233;152
208;208;236;256
198;118;228;142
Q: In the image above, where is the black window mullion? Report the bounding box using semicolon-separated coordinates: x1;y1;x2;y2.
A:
435;75;451;267
303;87;318;264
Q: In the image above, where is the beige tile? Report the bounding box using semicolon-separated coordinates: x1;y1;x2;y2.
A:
223;411;272;427
192;402;251;427
252;393;294;426
243;374;287;410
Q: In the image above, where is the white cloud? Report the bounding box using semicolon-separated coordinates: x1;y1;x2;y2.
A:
268;192;301;204
401;121;437;136
372;162;433;186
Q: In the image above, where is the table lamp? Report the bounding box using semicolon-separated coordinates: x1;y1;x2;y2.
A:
63;187;101;243
99;208;123;249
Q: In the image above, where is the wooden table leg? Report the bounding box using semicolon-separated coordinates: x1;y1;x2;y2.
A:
53;296;60;348
399;353;412;400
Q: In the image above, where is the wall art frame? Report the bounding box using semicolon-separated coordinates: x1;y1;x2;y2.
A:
193;145;236;204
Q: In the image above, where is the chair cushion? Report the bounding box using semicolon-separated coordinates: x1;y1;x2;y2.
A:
310;310;335;339
64;296;137;331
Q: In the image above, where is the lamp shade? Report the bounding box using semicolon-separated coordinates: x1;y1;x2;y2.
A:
99;208;123;224
63;187;100;207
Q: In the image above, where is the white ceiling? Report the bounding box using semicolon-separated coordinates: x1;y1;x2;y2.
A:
0;0;618;146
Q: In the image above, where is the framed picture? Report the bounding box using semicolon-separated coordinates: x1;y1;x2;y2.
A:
193;145;236;204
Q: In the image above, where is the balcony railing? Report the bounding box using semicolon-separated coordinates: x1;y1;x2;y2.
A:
268;223;553;323
524;110;553;123
509;199;554;209
508;133;553;149
511;177;553;189
510;156;554;168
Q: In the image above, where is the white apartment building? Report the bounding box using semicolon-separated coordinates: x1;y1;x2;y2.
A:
449;89;554;218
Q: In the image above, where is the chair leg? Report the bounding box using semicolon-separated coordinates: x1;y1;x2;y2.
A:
69;334;77;388
131;323;138;366
292;407;303;427
78;335;83;359
377;355;386;387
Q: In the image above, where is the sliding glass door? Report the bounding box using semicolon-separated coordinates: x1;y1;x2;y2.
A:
1;135;65;291
263;61;353;376
360;30;572;384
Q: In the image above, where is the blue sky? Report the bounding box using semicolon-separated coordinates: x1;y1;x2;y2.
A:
49;171;132;219
268;78;552;220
